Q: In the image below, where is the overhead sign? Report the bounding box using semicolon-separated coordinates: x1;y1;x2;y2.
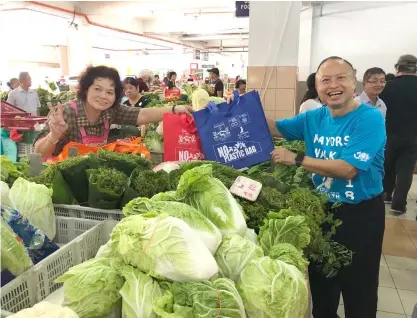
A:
202;64;215;69
203;52;209;61
194;49;201;60
235;1;250;18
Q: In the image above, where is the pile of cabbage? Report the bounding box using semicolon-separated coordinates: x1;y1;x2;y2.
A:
54;164;310;318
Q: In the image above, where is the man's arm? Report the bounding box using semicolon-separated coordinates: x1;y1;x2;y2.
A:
266;118;282;138
216;81;224;97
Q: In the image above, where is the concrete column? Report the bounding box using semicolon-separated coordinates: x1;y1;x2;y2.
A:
57;46;69;76
247;1;302;120
66;25;92;76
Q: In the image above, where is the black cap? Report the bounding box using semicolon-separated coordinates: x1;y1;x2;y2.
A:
208;68;220;76
395;54;417;68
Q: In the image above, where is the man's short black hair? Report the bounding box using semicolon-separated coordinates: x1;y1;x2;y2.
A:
397;65;417;74
317;56;355;74
385;73;396;81
363;67;386;83
77;66;123;106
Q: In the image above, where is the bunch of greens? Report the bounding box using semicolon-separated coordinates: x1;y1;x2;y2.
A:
36;88;53;116
144;131;164;153
237;257;308;318
1;219;33;275
153;278;246;318
278;188;353;278
123;197;222;254
1;91;8;101
87;168;128;209
274;139;307;154
1;155;29;187
97;149;151;176
55;257;124;318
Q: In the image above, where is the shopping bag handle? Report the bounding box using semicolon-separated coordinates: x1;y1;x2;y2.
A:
206;90;239;117
179;113;197;133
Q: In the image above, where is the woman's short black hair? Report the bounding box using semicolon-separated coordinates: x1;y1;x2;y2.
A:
169;72;177;79
123;77;149;93
77;66;123;106
235;79;246;89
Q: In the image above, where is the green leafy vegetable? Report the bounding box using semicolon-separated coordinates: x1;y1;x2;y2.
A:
97;149;151;176
1;155;24;187
153;278;246;318
144;131;164;153
87;168;128;209
123;198;222;254
258;212;310;254
1;219;32;275
119;265;164;318
177;164;247;237
238;257;308;318
9;177;56;239
55;258;124;318
215;235;264;283
269;243;309;272
108;214;218;281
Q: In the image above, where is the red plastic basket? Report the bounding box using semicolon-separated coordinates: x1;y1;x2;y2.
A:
1;101;27;114
0;117;47;130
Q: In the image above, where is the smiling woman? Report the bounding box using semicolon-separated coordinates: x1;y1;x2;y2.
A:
33;65;193;158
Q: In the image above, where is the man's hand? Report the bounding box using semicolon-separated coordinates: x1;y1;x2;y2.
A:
271;147;297;166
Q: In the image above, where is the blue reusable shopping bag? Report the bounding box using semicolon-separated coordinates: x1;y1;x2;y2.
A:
193;90;274;169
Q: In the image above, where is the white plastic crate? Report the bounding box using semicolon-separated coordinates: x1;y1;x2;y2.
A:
17;143;34;158
54;204;124;221
0;218;117;314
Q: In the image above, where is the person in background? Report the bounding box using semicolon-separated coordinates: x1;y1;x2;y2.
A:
354;67;387;118
7;78;19;91
235;79;247;96
385;73;396;81
153;75;161;86
167;72;177;89
208;68;224;97
380;54;417;214
33;66;192;157
235;75;241;82
123;77;149;108
7;72;41;116
187;75;194;82
299;72;322;114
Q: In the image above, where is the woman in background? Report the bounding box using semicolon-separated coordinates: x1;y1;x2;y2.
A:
299;72;322;113
235;79;247;96
123;77;150;108
7;78;19;92
167;72;177;89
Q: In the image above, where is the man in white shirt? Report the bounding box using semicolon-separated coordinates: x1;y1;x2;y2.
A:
7;72;41;116
355;67;387;118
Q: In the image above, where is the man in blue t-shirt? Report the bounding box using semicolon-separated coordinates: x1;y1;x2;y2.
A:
270;57;386;318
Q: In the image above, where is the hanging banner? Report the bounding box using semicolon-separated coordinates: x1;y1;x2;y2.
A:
236;1;250;17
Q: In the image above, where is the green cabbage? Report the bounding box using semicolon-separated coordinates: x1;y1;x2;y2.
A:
153;278;246;318
209;96;226;104
123;198;222;254
55;258;124;318
108;214;218;281
258;212;310;254
238;257;308;318
144;131;164;153
215;235;263;283
9;177;56;239
191;88;210;111
176;164;247;237
1;181;12;207
119;265;164;318
269;243;309;272
1;219;32;275
151;191;179;201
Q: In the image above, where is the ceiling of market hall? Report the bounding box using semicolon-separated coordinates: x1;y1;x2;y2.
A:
0;1;316;52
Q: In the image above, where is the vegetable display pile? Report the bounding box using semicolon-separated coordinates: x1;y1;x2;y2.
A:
5;139;354;317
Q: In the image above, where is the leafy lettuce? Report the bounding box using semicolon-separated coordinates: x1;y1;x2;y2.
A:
108;214;218;282
238;257;308;318
123;198;222;254
269;243;309;272
55;258;124;318
258;212;310;254
215;235;263;283
153;278;246;318
176;164;247;237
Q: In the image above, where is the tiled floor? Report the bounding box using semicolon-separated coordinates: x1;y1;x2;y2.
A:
337;175;417;317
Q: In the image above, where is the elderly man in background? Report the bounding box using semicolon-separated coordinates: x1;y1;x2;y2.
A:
7;72;41;116
380;54;417;214
355;67;387;118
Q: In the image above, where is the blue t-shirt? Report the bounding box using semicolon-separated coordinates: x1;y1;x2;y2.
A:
277;104;386;204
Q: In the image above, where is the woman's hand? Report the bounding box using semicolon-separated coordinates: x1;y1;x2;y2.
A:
47;102;68;141
271;147;297;166
174;105;193;116
226;94;235;104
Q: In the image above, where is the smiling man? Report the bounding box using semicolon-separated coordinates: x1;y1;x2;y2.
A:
269;57;386;318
